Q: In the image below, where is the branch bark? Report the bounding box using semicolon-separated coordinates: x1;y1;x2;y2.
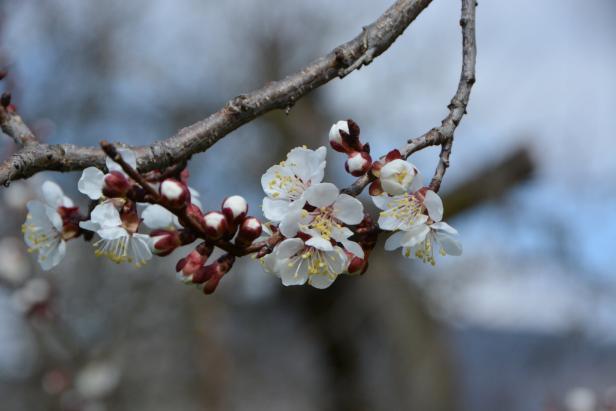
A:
0;0;433;186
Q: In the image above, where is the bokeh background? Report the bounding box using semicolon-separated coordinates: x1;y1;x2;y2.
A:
0;0;615;410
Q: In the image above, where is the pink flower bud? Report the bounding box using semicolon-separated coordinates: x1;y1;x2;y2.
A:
150;229;181;256
368;180;384;196
347;255;368;275
202;254;235;294
221;195;248;225
175;244;212;282
102;171;131;198
235;217;262;248
203;211;228;240
186;203;205;227
329;120;350;153
160;178;190;206
344;151;372;177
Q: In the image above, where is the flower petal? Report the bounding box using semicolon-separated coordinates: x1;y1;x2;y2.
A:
279;210;304;238
97;227;128;240
306;236;334;251
410;170;424;192
286;146;326;183
399;223;431;248
130;234;153;265
304;183;338;208
308;273;336;289
423;190;443;222
372;194;393;210
142;204;175;229
276;238;304;259
380;179;405;196
332;194;364;225
377;216;397;231
261;253;279;274
280;258;309;286
89;202;122;228
39;240;66;271
42;181;72;208
384;231;406;251
341;239;364;259
262;197;291;222
78;167;105;200
432;222;462;256
45;205;63;232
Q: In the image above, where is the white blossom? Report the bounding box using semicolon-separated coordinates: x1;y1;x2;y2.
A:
373;188;443;231
381;190;462;264
22;181;73;270
77;148;136;200
79;202;152;266
261;146;326;223
263;238;348;289
279;182;365;258
379;159;421;195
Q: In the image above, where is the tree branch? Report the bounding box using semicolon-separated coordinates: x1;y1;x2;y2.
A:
343;0;477;196
0;0;433;186
0;103;38;146
427;0;477;192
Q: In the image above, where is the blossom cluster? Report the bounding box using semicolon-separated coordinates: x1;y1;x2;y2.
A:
22;119;461;293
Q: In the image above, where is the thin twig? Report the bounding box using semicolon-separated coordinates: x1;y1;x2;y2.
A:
100;141;276;257
0;106;38;146
342;0;477;196
427;0;477;192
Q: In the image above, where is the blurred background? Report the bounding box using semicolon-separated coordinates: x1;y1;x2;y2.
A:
0;0;615;410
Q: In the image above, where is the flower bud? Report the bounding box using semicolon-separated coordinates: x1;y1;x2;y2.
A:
221;195;248;225
235;217;262;248
368;180;384;196
329;120;350;153
102;171;131;198
203;211;228;240
347;255;368;275
344;151;372;177
202;254;235;294
160;178;190;207
150;229;181;256
379;159;418;195
186;203;205;227
175;245;212;282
